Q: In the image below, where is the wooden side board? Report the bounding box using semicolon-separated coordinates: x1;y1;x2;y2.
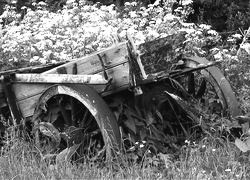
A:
10;42;131;118
43;42;129;75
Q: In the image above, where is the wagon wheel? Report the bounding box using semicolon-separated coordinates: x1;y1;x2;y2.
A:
32;84;121;162
175;56;240;117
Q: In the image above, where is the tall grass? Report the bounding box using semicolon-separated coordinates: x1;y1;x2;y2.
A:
0;127;249;179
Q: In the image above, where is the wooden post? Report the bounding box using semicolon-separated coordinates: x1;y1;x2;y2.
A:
2;76;23;125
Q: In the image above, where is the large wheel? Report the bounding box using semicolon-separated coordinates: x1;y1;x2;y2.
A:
175;56;240;117
32;84;121;161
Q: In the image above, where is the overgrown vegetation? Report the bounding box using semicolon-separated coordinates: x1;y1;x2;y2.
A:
1;127;250;179
1;0;250;179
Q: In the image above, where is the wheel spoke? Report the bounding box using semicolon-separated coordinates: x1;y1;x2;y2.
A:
70;97;77;126
56;96;71;126
187;73;195;96
80;109;90;127
195;79;206;99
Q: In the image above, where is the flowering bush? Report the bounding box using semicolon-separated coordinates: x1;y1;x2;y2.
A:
0;0;212;69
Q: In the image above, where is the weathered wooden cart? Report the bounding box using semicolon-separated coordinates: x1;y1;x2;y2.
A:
0;33;241;160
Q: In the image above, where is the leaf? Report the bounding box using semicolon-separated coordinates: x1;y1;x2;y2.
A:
56;143;81;164
149;124;161;140
235;138;250;152
155;109;163;123
139;128;146;140
124;116;136;134
144;111;154;125
38;122;61;148
48;106;60;123
128;106;144;121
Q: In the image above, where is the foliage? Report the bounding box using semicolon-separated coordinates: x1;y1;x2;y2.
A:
188;0;250;32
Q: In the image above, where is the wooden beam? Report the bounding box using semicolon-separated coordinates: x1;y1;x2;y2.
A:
0;61;67;76
2;76;23;125
12;74;108;84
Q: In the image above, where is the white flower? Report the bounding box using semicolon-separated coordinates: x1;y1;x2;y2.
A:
139;144;144;148
182;0;193;5
129;146;135;151
38;1;47;6
179;28;195;34
232;34;242;39
225;168;231;172
129;11;137;18
214;51;222;60
199;24;211;30
164;14;176;21
66;0;75;4
124;2;130;6
153;0;161;6
207;30;217;36
131;2;137;6
240;43;250;54
227;38;235;42
33;56;40;61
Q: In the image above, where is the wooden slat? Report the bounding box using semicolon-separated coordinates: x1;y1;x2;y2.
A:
0;61;67;76
13;83;51;101
17;94;42;118
43;42;129;75
13;74;108;84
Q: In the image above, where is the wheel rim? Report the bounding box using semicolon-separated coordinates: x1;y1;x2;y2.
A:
176;57;240;117
32;84;121;161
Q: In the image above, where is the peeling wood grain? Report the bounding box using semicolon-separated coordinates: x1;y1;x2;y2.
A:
13;74;108;84
43;42;129;75
137;33;185;77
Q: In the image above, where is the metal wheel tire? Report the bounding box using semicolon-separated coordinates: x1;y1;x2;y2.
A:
32;84;121;161
179;56;240;117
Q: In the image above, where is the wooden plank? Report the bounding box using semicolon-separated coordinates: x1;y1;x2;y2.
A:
13;74;108;84
2;77;23;124
17;94;41;118
43;42;129;75
0;61;67;76
13;83;51;101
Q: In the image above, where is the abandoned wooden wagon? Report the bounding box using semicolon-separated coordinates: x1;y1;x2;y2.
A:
0;33;240;160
